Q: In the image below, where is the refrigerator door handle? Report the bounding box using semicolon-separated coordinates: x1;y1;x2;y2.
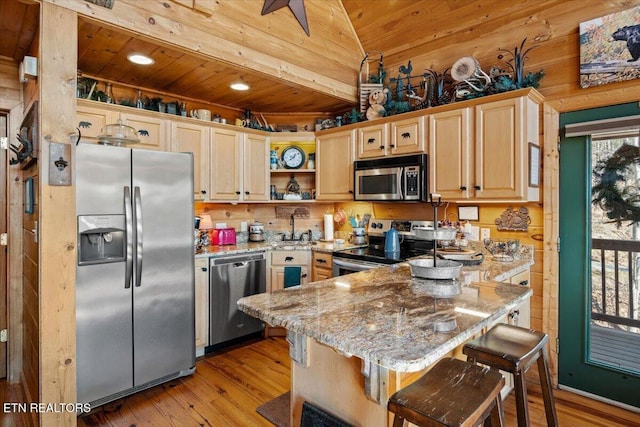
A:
124;186;133;289
134;186;144;287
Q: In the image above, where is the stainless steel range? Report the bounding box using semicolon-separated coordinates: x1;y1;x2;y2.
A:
332;219;434;276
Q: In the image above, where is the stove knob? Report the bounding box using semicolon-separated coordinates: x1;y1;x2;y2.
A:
370;223;377;229
376;222;383;229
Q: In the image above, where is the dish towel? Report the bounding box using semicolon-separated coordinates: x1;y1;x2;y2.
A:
283;266;302;288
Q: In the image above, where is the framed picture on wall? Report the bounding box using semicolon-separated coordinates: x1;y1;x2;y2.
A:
580;6;640;88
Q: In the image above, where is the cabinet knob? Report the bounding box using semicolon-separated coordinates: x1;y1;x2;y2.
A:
201;190;207;194
367;138;376;144
348;190;353;194
285;256;294;262
519;280;529;286
245;191;250;195
201;267;207;272
301;273;307;278
460;186;467;191
316;258;327;264
474;185;481;190
236;191;241;195
379;145;385;150
389;144;395;148
401;132;411;139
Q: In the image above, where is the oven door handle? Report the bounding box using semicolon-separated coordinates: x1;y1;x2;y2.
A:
333;258;382;271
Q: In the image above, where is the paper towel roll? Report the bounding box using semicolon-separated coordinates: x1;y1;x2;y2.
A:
324;214;334;241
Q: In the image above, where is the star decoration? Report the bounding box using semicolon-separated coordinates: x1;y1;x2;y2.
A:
262;0;310;36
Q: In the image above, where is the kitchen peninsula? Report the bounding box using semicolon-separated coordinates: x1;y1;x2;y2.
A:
239;259;532;426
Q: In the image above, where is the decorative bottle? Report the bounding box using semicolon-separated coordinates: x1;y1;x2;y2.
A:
135;90;143;109
105;83;114;104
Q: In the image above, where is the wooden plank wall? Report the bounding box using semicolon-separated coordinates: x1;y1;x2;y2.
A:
196;202;351;239
21;165;38;424
0;57;22;385
37;3;77;426
376;1;640;113
0;59;25;387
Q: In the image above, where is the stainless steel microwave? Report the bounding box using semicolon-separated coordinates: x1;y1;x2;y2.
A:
354;154;428;202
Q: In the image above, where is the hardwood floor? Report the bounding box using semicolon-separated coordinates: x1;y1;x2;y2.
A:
2;336;640;426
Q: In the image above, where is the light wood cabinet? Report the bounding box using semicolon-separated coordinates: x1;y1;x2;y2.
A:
474;95;539;201
120;111;168;151
170;120;210;201
429;107;473;200
209;128;241;201
316;129;354;200
429;91;541;202
357;122;388;159
76;101;118;143
269;250;311;291
356;116;425;160
243;133;270;201
504;269;531;328
390;115;426;155
209;129;269;202
194;258;209;351
312;251;333;282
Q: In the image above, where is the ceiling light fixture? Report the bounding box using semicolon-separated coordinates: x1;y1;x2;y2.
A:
127;53;154;65
230;82;250;91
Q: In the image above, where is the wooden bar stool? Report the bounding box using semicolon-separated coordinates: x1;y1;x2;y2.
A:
387;357;505;427
463;323;558;427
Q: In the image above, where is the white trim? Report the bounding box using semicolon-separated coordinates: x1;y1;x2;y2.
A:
565;114;640;137
558;384;640;413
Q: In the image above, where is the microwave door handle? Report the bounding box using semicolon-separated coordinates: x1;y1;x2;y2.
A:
398;168;404;199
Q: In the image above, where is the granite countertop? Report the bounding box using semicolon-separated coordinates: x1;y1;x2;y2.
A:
238;260;532;373
195;240;362;258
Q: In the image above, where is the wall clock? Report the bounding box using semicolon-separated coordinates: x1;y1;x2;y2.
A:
281;145;306;169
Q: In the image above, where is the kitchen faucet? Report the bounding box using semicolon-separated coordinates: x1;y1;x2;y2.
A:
290;214;295;240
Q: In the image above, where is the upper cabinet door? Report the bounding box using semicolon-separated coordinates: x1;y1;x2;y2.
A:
120;112;168;151
429;108;473;200
316;129;354;200
209;128;241;201
357;123;388;159
77;101;117;143
171;120;210;201
243;133;270;201
474;96;532;201
390;115;426;156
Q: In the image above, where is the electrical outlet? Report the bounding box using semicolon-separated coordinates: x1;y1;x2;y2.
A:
469;226;480;241
480;228;490;240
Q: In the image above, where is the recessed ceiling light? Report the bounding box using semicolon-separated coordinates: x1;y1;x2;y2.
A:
230;82;249;91
127;53;154;65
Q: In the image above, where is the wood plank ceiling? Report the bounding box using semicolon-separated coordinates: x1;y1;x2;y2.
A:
3;0;637;115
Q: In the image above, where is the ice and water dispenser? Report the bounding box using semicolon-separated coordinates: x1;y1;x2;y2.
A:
77;215;126;265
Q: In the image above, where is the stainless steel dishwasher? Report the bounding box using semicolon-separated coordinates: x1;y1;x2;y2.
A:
209;251;266;346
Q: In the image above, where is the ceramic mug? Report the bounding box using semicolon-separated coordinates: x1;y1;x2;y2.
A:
190;109;211;121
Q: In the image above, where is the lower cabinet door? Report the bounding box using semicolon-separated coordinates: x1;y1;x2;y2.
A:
195;258;209;350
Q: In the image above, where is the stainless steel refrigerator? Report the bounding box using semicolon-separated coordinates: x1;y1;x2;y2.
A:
75;143;195;406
